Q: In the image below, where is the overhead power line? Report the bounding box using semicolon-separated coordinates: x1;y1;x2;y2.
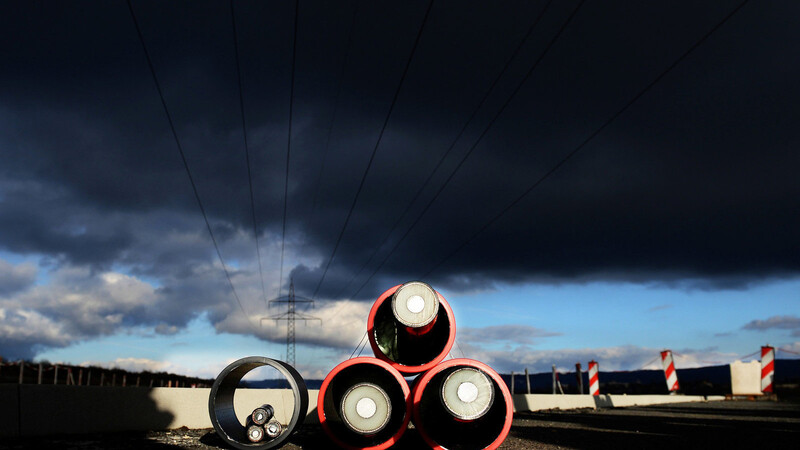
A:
311;0;436;299
333;0;555;300
737;350;760;361
311;0;361;213
638;356;660;371
421;0;752;279
126;0;255;330
349;0;584;299
349;331;368;359
229;0;269;309
278;0;301;298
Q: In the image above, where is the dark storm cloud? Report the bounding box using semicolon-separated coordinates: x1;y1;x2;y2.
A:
1;0;798;323
0;181;135;266
0;259;36;296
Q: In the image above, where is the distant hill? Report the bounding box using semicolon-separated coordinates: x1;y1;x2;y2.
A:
239;360;800;397
501;359;800;396
240;378;323;390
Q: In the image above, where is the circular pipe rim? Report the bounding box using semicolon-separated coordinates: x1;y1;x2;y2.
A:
317;357;411;450
411;358;513;450
367;284;456;375
208;357;308;450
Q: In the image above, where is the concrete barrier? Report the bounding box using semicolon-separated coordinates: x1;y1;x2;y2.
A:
0;386;727;437
730;360;762;395
513;394;726;412
1;386;320;437
513;394;596;412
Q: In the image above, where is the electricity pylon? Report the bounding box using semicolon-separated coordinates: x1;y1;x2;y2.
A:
261;278;320;367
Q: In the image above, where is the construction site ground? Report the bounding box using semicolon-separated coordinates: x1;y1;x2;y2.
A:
1;399;798;449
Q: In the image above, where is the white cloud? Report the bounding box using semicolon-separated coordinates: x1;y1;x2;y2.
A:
216;299;370;351
0;264;160;358
456;340;739;374
0;307;66;346
22;266;157;334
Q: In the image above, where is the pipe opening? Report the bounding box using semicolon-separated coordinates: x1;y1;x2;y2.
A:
372;289;452;368
208;357;308;450
415;364;508;449
320;361;408;448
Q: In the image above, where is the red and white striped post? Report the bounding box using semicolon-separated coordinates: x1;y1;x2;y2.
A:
761;345;775;394
588;360;600;396
660;350;679;392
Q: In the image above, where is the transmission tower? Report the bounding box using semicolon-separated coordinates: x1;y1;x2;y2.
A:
262;278;320;367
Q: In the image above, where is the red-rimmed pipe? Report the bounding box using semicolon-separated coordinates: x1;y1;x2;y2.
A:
318;357;411;450
367;281;456;375
411;358;513;450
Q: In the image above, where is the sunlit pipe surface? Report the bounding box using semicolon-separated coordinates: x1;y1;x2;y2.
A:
209;357;308;450
318;357;411;450
412;358;513;450
367;282;456;375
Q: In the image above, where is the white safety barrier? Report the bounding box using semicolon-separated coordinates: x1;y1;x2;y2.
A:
729;360;761;395
660;350;679;392
588;360;599;396
761;346;775;393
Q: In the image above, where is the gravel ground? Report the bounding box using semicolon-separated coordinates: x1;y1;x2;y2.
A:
2;400;798;449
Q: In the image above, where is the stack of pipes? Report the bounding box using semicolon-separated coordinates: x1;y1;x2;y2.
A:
318;281;514;450
243;404;283;443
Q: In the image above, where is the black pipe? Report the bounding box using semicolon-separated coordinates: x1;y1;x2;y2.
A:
209;357;308;449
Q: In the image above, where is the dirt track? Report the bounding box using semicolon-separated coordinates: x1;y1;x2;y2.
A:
2;400;798;449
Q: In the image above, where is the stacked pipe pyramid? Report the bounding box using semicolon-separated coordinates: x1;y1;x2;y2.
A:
318;281;513;450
